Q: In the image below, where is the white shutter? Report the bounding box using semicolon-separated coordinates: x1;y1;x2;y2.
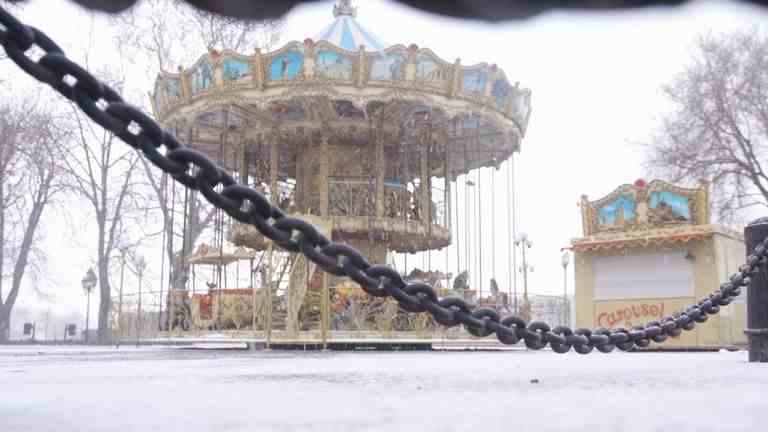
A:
593;251;694;300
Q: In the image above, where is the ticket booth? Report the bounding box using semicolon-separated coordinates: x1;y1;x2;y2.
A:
571;179;746;349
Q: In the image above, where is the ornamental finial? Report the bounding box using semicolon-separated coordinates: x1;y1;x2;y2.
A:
333;0;357;18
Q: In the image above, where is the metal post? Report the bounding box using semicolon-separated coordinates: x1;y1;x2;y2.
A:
521;244;528;321
562;265;568;327
136;263;144;348
321;271;329;350
84;290;91;344
561;251;570;327
745;218;768;362
117;250;125;347
265;245;273;348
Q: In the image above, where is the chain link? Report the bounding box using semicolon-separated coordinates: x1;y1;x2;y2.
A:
2;6;766;353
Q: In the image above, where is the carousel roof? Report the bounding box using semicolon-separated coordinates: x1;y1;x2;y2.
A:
313;0;387;51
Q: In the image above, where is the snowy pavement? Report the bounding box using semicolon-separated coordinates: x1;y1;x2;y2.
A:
2;346;768;432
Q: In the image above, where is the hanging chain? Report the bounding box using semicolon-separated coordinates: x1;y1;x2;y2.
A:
2;6;766;353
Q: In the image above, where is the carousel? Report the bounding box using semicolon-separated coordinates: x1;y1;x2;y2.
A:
151;0;532;343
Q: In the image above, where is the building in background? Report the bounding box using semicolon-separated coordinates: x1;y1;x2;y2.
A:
571;179;746;349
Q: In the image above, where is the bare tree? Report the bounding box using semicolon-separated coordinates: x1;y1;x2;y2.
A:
61;81;146;342
646;31;768;222
111;1;282;328
112;0;282;73
0;97;68;341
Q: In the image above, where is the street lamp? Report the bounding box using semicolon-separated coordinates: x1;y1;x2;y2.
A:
514;233;533;321
132;255;147;348
561;251;571;327
81;268;97;343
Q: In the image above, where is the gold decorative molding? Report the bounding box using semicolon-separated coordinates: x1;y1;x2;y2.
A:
579;179;708;237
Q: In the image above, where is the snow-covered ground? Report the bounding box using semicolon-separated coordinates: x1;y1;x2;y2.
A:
2;345;767;432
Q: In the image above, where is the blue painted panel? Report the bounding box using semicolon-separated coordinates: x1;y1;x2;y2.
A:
191;60;213;94
650;191;691;221
416;55;443;81
462;69;487;94
166;78;181;100
598;195;637;225
316;50;352;80
492;79;510;108
371;52;405;81
269;51;303;81
223;58;251;81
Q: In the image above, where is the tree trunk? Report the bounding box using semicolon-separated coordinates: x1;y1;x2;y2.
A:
97;216;111;344
0;305;9;342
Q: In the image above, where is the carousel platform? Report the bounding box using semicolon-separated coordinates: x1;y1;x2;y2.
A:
126;331;526;351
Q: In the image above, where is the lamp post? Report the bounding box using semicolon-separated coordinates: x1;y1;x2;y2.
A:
514;233;533;322
116;247;127;348
561;251;570;327
133;255;146;348
81;268;97;344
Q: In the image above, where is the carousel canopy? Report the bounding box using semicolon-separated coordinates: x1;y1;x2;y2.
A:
313;0;387;51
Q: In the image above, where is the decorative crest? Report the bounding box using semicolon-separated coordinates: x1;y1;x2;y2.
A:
578;179;709;236
333;0;357;18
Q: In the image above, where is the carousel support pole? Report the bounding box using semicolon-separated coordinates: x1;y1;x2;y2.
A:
270;128;280;205
250;257;256;333
318;130;331;346
239;138;250;185
265;244;274;348
444;137;452;289
321;271;329;350
319;131;330;217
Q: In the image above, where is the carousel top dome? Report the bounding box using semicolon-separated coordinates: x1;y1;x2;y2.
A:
150;0;533;182
314;0;387;51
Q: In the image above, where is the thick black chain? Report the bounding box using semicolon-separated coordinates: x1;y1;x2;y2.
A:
2;6;766;353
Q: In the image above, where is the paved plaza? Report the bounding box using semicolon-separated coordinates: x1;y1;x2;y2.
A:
2;346;767;431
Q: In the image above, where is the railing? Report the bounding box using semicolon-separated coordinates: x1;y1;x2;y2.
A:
329;177;374;217
329;178;446;228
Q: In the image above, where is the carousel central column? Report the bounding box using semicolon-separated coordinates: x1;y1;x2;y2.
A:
266;128;280;345
375;121;385;218
319;129;330;217
419;129;430;223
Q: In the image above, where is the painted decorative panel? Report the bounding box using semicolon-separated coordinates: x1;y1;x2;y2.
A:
316;50;353;80
370;52;406;81
268;101;307;121
196;110;225;126
166;77;181;101
415;54;446;82
492;79;510;109
154;76;182;113
649;191;691;222
333;100;365;119
598;194;636;226
462;69;487;94
578;179;707;236
269;51;303;81
223;58;252;82
511;88;531;120
153;82;166;112
191;60;214;95
407;105;430;122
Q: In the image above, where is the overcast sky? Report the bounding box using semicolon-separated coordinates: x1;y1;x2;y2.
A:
5;0;768;326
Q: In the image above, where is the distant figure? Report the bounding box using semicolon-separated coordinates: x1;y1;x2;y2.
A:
453;271;469;291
